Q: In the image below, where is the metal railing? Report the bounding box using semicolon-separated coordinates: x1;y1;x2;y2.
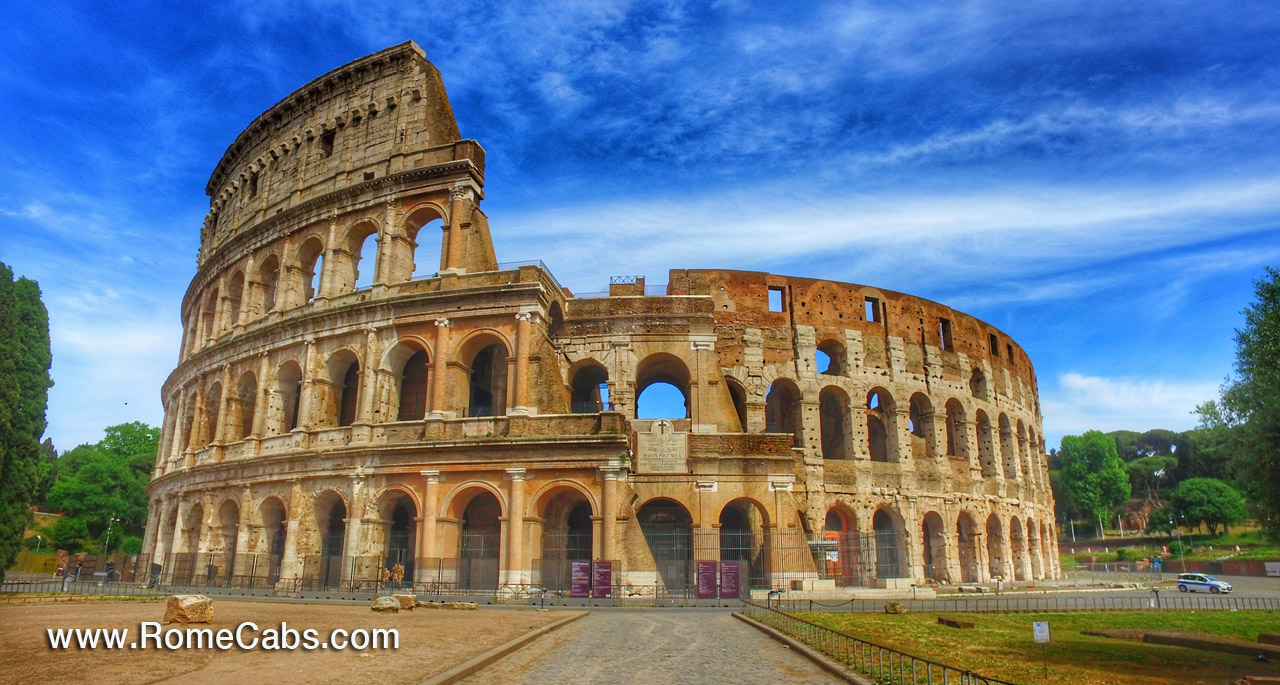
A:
767;593;1280;614
742;601;1015;685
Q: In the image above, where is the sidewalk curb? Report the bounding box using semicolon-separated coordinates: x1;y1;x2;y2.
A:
420;610;589;685
732;612;872;685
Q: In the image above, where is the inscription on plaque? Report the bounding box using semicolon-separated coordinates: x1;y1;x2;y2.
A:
637;420;687;473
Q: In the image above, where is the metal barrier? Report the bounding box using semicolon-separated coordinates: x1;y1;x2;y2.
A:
768;593;1280;614
741;601;1015;685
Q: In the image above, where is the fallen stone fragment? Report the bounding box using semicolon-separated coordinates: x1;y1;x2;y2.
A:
883;602;908;615
937;616;974;629
371;596;401;613
163;595;213;624
393;594;417;610
442;601;478;610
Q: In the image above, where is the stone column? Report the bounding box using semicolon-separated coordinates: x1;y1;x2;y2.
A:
511;310;536;415
215;364;233;445
278;480;304;586
504;468;527;584
297;338;318;431
428;319;452;418
599;465;623;562
151;496;175;579
343;476;366;581
443;186;471;274
375;200;400;287
235;486;254;566
419;470;440;581
251;354;271;443
141;497;162;559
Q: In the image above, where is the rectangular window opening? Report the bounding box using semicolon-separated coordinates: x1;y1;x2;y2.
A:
1006;343;1014;360
320;129;336;157
989;333;1000;357
767;286;785;313
940;318;953;351
864;297;881;323
248;173;258;198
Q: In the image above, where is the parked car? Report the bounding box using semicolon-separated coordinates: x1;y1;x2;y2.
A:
1176;573;1233;594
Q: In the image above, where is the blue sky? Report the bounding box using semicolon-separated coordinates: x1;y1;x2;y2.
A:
2;0;1279;451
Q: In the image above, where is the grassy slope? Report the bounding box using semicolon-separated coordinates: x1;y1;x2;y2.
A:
794;610;1280;685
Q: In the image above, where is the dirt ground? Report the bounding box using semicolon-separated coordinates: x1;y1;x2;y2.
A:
0;599;571;685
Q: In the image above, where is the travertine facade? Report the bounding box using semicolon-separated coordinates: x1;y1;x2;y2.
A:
143;42;1059;595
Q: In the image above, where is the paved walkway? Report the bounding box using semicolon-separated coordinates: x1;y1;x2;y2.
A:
459;610;841;684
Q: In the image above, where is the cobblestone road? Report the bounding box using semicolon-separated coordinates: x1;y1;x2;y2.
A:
459;610;841;685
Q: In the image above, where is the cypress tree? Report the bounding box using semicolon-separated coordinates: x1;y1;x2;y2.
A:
0;262;53;580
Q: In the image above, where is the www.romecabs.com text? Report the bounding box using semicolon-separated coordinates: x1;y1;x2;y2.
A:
47;622;399;651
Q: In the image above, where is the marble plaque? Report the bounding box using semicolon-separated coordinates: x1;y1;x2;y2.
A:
637;419;687;473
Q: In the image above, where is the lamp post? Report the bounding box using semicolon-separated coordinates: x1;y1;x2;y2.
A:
104;516;120;556
35;535;42;555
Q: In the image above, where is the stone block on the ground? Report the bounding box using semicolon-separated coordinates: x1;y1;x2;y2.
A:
370;596;400;613
393;594;417;610
442;601;478;610
883;602;908;615
938;616;974;629
414;600;440;609
163;595;213;624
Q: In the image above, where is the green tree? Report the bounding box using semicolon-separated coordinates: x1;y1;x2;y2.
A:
1169;477;1247;536
1057;430;1132;527
1126;454;1178;505
46;446;149;541
49;516;89;554
0;262;53;581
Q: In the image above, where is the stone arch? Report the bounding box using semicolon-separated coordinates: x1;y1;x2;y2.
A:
921;511;949;582
819;385;851;460
956;511;982;583
1017;420;1031;486
404;204;446;280
344;220;380;292
866;387;897;462
569;359;609;413
547;301;565;337
998;413;1017;480
944;398;967;458
1010;515;1028;581
274;360;303;434
969;368;987;400
375;487;418;582
450;486;503;590
257;496;288;584
323;348;361;427
718;498;770;591
637;498;694;590
200;287;219;343
533;483;596;591
635;353;691;419
975;410;998;477
314;490;348;588
1027;515;1042;580
452;331;510;418
226;270;245;329
985;513;1006;580
204;381;223;446
765;378;803;447
256;252;280;314
181;502;204;564
297;236;325;303
872;507;907;578
822;505;862;587
908;392;934;459
231;371;257;441
816;338;847;376
216;499;240;583
725;377;748;432
380;339;431;422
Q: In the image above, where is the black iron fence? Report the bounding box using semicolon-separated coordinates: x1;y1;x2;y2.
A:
768;593;1280;614
741;601;1016;685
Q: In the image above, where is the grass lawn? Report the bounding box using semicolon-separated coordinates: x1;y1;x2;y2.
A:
791;610;1280;684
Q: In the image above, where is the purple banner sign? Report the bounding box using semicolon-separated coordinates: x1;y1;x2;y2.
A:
591;561;613;598
696;561;718;599
719;560;740;599
570;560;591;598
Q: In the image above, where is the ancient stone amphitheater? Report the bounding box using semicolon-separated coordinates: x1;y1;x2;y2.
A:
142;42;1059;598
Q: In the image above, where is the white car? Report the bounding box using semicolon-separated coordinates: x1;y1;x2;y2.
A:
1176;572;1233;594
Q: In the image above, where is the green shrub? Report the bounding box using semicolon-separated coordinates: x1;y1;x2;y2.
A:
1167;540;1194;557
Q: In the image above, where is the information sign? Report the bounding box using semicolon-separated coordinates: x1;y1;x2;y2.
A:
591;561;613;598
1033;621;1051;644
696;561;718;599
719;561;740;599
570;560;591;598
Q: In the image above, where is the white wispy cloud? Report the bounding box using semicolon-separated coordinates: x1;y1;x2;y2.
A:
1040;373;1221;447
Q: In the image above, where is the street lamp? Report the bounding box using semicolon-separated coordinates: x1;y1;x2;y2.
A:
35;535;42;554
103;516;120;556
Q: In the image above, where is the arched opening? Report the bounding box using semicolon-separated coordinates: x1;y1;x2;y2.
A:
816;339;847;376
956;512;981;583
1010;516;1027;581
945;398;967;458
822;508;864;587
317;494;347;589
718;499;769;591
275;361;303;433
999;414;1017;480
819;386;850;460
233;372;256;440
227;271;245;328
969;368;987;400
405;209;444;280
1017;420;1032;486
872;508;906;579
178;503;204;584
468;343;509;417
217;500;240;586
976;410;997;477
635;354;691;419
200;288;218;341
181;404;195;453
381;492;417;587
258;498;287;586
765;379;802;447
725;378;748;432
570;362;609;413
867;388;895;462
398;348;430;421
458;490;501;590
985;514;1006;580
547;302;565;337
298;237;325;303
321;351;361;428
1028;428;1041;480
908;393;933;459
637;498;693;590
258;254;279;313
348;223;379;291
204;382;223;446
537;488;594;592
921;512;948;583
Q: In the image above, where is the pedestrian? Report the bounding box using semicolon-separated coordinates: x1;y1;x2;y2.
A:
391;562;404;590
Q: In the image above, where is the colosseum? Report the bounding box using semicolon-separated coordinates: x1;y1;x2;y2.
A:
141;41;1060;599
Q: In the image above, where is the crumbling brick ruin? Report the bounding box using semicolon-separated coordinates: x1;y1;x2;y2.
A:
142;42;1059;597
